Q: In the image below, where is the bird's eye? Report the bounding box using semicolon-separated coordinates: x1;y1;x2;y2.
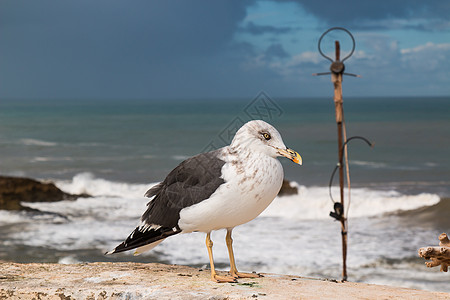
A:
263;133;271;140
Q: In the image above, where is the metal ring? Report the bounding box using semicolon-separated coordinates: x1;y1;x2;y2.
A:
318;27;355;62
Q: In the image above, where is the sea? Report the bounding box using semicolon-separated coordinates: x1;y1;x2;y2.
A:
0;95;449;293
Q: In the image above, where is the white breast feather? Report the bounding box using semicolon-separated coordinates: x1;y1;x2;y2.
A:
178;148;283;233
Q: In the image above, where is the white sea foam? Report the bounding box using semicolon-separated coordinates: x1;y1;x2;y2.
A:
6;173;441;254
20;138;58;147
351;160;387;168
17;196;149;251
31;156;74;163
54;172;156;198
51;173;441;220
263;185;440;220
1;173;447;293
0;210;30;225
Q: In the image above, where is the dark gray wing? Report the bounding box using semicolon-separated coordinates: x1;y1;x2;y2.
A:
106;149;226;254
142;149;226;228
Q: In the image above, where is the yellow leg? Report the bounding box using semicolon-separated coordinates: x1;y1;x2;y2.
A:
226;229;262;279
206;232;236;283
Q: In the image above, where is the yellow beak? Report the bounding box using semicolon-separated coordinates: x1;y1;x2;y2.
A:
277;147;302;165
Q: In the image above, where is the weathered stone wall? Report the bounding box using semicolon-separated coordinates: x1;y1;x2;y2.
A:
0;262;448;299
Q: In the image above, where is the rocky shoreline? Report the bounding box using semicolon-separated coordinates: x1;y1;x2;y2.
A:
1;262;448;299
0;175;89;210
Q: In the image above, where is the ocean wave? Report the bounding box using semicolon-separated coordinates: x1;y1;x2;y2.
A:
424;162;438;167
1;173;446;294
396;197;450;229
350;160;437;171
53;173;441;221
17;139;110;149
54;172;155;198
351;160;387;168
20;138;58;147
0;210;31;225
31;156;74;163
263;184;441;220
354;256;450;292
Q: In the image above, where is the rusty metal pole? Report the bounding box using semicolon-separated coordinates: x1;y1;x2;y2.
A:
314;27;359;282
332;41;348;281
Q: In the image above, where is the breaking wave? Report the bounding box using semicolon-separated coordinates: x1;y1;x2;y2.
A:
54;172;154;198
50;173;442;221
0;173;446;293
263;185;440;220
20;138;58;147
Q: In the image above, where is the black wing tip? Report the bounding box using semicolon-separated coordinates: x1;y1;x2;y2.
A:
106;226;181;256
105;242;127;255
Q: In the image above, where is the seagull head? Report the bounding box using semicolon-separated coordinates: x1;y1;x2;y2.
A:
230;120;302;165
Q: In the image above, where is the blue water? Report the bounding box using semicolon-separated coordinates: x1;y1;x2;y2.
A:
1;96;449;196
0;96;449;293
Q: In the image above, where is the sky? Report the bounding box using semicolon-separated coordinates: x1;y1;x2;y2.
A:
0;0;449;100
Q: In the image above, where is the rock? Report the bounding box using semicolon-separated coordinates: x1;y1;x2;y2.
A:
0;262;448;299
278;179;298;196
0;175;89;210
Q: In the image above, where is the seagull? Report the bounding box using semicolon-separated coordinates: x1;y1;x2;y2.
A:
106;120;302;282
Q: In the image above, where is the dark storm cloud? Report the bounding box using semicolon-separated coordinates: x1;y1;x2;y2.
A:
288;0;450;30
0;1;448;100
0;0;255;99
0;1;251;56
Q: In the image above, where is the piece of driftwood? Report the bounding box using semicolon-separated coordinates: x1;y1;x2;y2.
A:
418;233;450;272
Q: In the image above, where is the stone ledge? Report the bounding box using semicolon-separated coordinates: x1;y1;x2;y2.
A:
0;262;448;300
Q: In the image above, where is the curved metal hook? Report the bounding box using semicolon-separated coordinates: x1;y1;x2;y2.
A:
341;136;373;155
328;136;373;204
318;27;355;62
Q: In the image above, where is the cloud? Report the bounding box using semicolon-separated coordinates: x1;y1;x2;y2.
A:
286;0;450;31
401;42;450;72
401;42;450;54
0;0;448;99
264;44;290;59
239;21;295;35
288;52;322;66
239;33;450;97
0;0;256;99
242;49;321;80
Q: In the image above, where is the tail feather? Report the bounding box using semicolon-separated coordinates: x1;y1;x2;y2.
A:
105;225;181;255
